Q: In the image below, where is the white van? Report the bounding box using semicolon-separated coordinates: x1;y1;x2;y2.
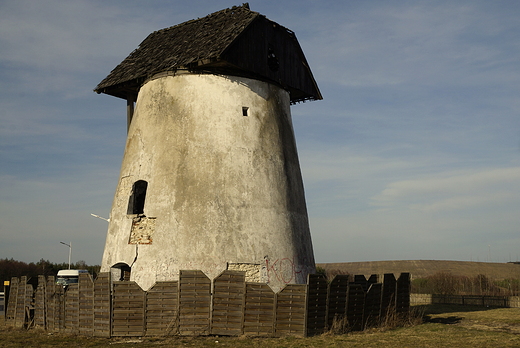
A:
56;269;89;287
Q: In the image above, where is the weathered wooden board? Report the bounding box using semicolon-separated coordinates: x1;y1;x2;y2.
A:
243;283;275;336
34;275;46;329
5;277;19;324
93;272;111;337
306;274;328;336
112;281;145;337
211;271;245;336
146;281;179;336
381;273;397;319
46;276;63;332
14;276;29;328
179;270;211;335
396;273;411;314
275;284;306;337
346;284;365;331
64;283;79;333
79;273;94;336
326;274;349;329
364;283;382;328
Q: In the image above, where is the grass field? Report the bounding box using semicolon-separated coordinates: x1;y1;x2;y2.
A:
2;305;520;347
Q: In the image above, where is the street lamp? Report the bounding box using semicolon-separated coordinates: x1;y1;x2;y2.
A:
60;241;72;269
90;213;110;222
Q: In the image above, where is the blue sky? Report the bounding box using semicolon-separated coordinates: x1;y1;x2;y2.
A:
1;0;519;265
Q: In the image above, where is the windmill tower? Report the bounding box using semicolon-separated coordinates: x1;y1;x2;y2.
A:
95;5;322;291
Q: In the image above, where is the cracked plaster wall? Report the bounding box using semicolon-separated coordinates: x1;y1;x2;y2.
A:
100;72;315;291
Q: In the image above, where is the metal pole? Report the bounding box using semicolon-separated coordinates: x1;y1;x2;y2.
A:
60;242;72;269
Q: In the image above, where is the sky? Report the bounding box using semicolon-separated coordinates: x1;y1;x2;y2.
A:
1;0;519;266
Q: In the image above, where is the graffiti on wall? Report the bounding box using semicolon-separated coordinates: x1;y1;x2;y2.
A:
264;255;312;285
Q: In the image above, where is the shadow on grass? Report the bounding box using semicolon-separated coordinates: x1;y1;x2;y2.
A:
416;304;498;326
423;315;463;324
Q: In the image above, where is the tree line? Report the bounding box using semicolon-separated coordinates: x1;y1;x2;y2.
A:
0;258;101;285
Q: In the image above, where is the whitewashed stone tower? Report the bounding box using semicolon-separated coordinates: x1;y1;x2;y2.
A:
95;5;322;291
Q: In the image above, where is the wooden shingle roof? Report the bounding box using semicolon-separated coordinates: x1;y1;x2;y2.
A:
95;4;321;103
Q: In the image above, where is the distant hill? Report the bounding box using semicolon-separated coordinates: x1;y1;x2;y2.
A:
316;260;520;280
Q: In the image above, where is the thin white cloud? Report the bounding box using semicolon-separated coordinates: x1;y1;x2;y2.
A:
372;167;520;211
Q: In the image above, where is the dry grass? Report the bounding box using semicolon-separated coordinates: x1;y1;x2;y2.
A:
2;305;520;347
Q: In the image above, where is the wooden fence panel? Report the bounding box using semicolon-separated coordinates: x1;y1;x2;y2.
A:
79;273;94;336
431;294;511;307
211;271;245;336
306;274;328;336
327;275;349;329
5;277;19;323
10;270;411;338
112;281;145;336
34;275;47;328
396;273;410;314
179;270;211;335
243;283;275;336
25;282;34;327
14;276;29;328
364;283;382;328
381;273;397;319
93;272;111;337
346;284;365;331
146;281;179;336
275;284;306;337
46;277;63;332
64;283;79;333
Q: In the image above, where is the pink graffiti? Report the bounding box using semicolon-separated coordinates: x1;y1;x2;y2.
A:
265;256;306;284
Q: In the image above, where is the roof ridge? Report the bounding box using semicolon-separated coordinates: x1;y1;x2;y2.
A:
149;4;258;37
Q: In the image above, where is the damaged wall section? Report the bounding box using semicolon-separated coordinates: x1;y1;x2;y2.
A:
227;262;263;282
129;216;156;244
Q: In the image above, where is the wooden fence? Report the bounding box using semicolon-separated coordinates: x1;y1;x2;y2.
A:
410;293;520;308
5;271;410;337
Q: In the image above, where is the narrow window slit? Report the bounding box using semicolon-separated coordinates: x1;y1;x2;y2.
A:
242;106;249;117
127;180;148;215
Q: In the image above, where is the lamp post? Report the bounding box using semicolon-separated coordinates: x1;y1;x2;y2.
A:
60;241;72;269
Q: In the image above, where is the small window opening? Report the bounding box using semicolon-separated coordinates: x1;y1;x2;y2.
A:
111;263;131;281
127;180;148;215
242;106;249;117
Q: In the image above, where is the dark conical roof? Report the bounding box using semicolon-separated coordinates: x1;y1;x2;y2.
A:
95;4;321;103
